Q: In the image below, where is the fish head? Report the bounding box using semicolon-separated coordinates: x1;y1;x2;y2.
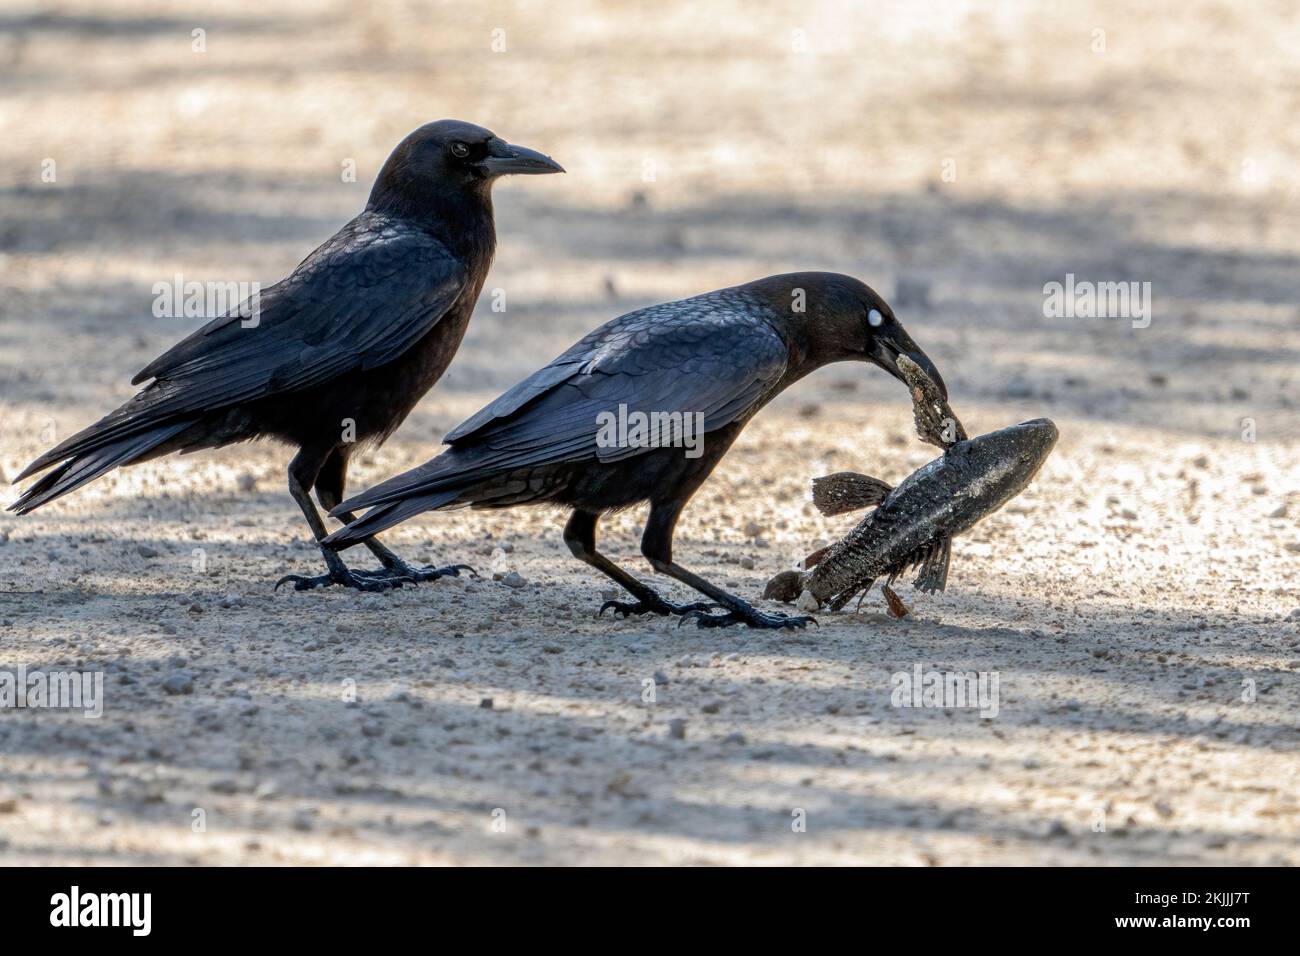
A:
1010;417;1060;464
947;418;1058;509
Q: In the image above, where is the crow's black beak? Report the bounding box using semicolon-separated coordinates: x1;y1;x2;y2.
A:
479;139;565;176
871;329;948;400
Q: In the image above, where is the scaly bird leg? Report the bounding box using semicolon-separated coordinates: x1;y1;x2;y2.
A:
641;501;815;630
275;464;409;592
274;449;468;592
334;508;474;585
276;449;472;592
564;510;718;618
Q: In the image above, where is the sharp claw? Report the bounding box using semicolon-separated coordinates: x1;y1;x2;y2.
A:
682;601;723;614
274;573;324;592
681;608;818;630
281;561;473;592
599;599;656;618
392;562;475;584
598;600;625;618
274;567;414;593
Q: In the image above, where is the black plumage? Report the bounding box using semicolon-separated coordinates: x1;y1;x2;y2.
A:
323;272;946;628
9;119;563;590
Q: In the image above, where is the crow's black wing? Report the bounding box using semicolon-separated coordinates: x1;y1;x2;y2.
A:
133;216;466;402
341;293;789;510
20;216;467;479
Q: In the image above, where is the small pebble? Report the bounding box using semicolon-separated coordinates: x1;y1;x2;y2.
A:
160;671;194;695
796;590;820;613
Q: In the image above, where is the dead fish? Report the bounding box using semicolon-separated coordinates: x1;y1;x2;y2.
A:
765;418;1058;614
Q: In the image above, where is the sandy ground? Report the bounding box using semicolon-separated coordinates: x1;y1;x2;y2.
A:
0;0;1297;865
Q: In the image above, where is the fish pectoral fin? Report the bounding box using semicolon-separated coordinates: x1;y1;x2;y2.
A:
912;536;952;593
810;472;892;516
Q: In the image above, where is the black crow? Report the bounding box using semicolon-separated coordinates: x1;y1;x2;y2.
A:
9;120;563;591
322;273;946;628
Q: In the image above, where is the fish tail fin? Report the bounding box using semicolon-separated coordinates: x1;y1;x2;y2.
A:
811;472;892;516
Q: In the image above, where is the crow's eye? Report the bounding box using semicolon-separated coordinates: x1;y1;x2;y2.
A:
867;309;884;327
450;142;470;158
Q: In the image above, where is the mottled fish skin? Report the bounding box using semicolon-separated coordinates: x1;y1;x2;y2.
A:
773;418;1059;611
899;354;968;449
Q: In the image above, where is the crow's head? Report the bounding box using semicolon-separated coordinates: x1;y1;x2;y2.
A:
370;119;563;211
765;273;948;400
855;287;948;401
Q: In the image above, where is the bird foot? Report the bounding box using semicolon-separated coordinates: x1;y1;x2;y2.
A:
679;607;818;630
275;567;413;592
381;561;476;584
598;597;720;619
276;561;474;593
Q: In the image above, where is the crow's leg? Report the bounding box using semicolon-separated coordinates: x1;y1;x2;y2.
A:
329;506;473;584
274;446;421;593
313;449;472;585
564;510;718;618
641;500;815;630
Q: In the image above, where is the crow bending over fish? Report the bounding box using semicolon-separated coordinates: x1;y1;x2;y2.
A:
322;272;945;629
9;120;563;591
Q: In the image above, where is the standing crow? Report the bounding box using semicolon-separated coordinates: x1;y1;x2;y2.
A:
9;120;563;591
321;273;947;628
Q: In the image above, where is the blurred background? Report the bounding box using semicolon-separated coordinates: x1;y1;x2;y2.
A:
0;1;1295;865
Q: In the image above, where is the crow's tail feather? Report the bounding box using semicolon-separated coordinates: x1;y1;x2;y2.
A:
322;490;460;550
8;421;191;514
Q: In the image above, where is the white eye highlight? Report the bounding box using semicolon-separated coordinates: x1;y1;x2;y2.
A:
867;309;884;327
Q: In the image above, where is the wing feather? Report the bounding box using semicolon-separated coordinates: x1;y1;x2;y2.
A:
337;292;789;512
21;216;466;480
